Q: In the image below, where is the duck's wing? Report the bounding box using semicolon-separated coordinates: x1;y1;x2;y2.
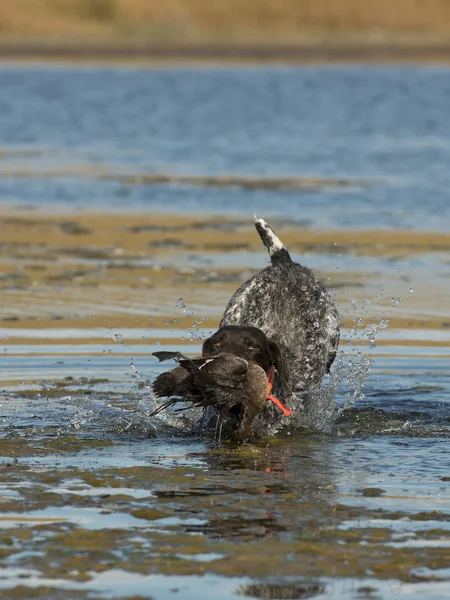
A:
150;354;251;416
185;354;249;389
153;365;193;398
177;354;250;411
150;365;202;416
153;351;213;369
152;352;211;398
153;351;188;362
152;351;209;398
151;354;215;417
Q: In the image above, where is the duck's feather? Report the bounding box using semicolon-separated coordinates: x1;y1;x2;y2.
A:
151;353;254;415
153;351;187;363
179;355;248;388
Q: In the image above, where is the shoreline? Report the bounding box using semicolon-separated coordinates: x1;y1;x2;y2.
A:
3;41;450;65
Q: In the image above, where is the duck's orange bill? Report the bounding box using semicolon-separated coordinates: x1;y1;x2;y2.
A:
266;366;293;417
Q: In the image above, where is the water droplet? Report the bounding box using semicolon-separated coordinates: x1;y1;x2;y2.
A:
301;285;307;292
409;288;413;293
176;298;187;312
113;333;122;342
391;298;401;305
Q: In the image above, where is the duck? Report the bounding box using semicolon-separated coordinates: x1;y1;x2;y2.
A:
150;325;292;442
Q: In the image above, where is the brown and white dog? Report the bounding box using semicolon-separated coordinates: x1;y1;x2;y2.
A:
220;217;340;418
152;217;340;438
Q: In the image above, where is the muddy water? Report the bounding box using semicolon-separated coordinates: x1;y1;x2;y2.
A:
1;64;450;599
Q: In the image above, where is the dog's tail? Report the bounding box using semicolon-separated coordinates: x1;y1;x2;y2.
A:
254;217;292;264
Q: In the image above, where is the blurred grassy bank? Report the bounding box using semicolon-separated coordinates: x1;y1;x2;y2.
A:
2;0;450;62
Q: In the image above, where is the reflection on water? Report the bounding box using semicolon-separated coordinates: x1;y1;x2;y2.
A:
237;581;326;599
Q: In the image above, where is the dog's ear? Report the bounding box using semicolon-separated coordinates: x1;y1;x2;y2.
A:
268;340;289;391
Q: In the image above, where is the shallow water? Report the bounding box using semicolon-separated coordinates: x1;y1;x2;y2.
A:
1;63;450;599
1;64;450;230
0;352;449;599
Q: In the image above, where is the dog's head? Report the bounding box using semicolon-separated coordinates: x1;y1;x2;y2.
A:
202;325;289;390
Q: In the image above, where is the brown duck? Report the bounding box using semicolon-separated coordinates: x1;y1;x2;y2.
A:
151;325;292;442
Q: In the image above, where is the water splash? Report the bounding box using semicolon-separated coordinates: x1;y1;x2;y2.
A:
187;317;209;342
335;302;390;416
106;322;201;431
68;396;159;438
176;298;209;342
295;299;391;432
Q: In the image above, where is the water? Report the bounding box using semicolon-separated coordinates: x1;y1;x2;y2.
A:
1;65;450;230
1;63;450;599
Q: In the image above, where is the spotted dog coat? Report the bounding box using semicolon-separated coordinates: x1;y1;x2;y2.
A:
220;218;340;411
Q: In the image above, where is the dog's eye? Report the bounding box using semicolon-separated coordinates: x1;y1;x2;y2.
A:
214;341;223;348
247;345;257;351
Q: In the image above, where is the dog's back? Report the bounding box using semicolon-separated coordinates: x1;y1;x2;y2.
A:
220;218;340;401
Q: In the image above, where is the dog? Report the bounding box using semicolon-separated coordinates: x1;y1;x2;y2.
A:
202;324;288;387
151;325;292;441
220;217;340;417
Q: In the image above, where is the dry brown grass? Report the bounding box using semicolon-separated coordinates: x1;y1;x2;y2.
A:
2;0;450;42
